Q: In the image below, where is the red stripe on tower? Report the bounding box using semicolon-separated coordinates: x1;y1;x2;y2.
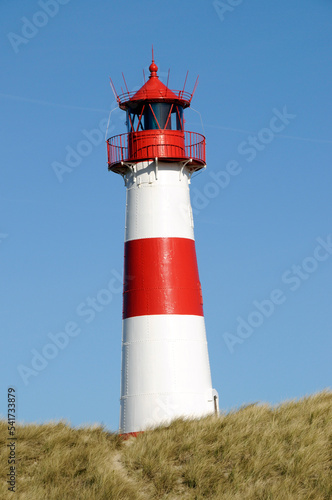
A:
123;237;204;318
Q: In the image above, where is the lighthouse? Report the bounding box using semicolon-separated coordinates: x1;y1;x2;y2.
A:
107;54;219;435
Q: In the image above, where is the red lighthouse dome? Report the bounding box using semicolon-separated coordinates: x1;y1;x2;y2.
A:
107;57;206;175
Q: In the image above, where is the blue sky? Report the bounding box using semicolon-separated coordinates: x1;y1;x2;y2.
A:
1;0;331;431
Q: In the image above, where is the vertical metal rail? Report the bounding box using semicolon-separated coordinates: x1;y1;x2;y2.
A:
120;134;123;162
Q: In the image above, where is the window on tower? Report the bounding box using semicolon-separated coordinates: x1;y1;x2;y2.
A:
175;105;183;131
126;104;184;132
144;103;171;130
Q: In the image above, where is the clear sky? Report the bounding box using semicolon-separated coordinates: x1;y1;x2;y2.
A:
1;0;331;431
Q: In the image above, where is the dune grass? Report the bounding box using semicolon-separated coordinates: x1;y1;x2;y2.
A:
1;391;331;499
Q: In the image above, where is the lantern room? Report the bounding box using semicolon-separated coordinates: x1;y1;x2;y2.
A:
107;57;206;175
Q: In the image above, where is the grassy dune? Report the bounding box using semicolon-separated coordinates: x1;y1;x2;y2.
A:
1;391;331;499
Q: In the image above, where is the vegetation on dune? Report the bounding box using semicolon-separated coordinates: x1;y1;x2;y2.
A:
1;391;331;499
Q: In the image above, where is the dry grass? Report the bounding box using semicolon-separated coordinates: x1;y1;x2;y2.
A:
1;391;331;499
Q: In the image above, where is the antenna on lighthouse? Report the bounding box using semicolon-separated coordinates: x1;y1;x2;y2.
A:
109;77;119;102
181;70;189;98
190;75;199;102
122;72;130;97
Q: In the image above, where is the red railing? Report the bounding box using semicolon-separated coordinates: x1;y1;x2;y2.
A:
184;131;206;165
107;131;205;170
107;133;128;166
117;89;193;105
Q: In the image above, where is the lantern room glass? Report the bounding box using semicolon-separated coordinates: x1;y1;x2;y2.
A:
127;104;184;132
144;103;171;130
